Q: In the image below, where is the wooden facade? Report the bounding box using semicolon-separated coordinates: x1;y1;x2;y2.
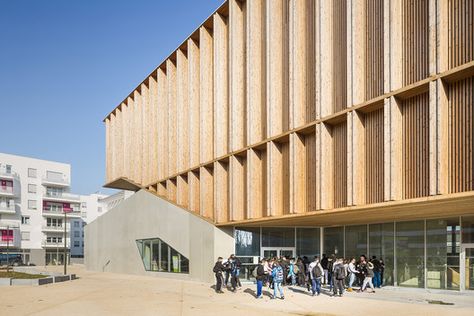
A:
104;0;474;226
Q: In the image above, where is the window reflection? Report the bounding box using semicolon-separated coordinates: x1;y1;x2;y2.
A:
136;238;189;274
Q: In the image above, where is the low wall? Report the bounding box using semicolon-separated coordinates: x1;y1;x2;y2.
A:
85;190;234;283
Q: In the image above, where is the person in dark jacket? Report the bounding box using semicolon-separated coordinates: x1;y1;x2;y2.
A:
213;257;225;293
320;254;329;285
255;259;266;299
371;256;381;288
296;258;305;287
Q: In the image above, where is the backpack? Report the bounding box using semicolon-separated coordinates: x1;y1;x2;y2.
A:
252;266;258;278
274;266;284;282
293;264;299;274
335;264;346;280
312;264;322;278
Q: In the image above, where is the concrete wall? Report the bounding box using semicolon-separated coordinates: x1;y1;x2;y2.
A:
85;190;234;283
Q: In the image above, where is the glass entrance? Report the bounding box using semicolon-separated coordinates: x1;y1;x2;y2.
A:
461;244;474;290
261;247;295;259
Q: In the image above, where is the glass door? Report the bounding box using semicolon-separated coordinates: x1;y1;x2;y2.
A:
460;244;474;290
261;247;295;259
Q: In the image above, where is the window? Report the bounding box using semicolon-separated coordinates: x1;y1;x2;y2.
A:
81;202;87;208
98;207;102;213
82;222;86;227
21;216;30;225
74;221;80;228
28;184;37;193
136;238;189;273
28;168;37;178
46;237;62;243
46;171;63;182
47;218;62;227
46;187;62;197
396;220;425;288
74;241;80;247
235;227;260;256
82;231;84;238
6;164;12;174
82;241;84;247
74;231;80;238
28;200;37;210
21;231;30;241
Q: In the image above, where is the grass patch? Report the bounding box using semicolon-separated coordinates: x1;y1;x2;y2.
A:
0;271;46;279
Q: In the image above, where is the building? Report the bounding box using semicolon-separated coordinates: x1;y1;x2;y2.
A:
0;152;129;265
86;0;474;291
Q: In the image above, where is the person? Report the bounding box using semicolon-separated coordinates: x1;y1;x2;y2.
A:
229;257;239;292
296;258;305;287
280;256;289;286
379;258;385;287
255;259;266;299
223;256;232;287
231;254;242;288
371;256;381;288
264;258;272;287
360;261;376;293
347;258;358;292
357;255;367;288
321;254;328;285
213;257;225;293
271;262;285;299
288;258;296;286
332;258;346;297
308;256;323;296
327;255;335;291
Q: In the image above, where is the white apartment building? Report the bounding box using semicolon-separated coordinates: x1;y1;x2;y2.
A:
0;152;131;265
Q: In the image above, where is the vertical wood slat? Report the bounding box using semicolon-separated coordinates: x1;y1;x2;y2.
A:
449;77;474;193
365;0;384;100
332;0;347;113
402;93;430;199
448;0;474;68
333;122;347;208
200;26;214;163
365;108;385;203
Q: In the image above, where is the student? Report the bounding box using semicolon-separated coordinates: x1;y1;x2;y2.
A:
271;262;285;299
379;258;385;287
320;254;328;285
229;257;239;292
296;258;305;287
213;257;225;293
327;255;335;291
224;256;232;287
231;254;242;288
263;258;272;287
357;255;367;288
308;256;323;296
360;261;376;293
371;256;381;288
255;259;266;299
332;258;346;297
288;258;296;286
347;258;359;292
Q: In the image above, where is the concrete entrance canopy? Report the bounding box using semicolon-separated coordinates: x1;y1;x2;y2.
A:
218;191;474;227
85;190;234;283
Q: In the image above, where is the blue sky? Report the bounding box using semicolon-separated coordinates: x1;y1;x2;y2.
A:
0;0;223;194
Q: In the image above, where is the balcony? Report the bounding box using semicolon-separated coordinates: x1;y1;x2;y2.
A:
42;207;81;218
0;169;18;180
42;225;70;233
42;241;70;248
0;203;15;215
0;225;21;248
0;186;14;197
43;192;80;203
42;175;70;187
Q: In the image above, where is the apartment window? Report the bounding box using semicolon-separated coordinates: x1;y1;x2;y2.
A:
74;241;80;247
28;184;37;193
21;216;30;225
47;237;62;243
74;231;80;238
82;242;84;247
74;221;80;228
82;231;84;238
28;168;37;178
28;200;37;210
6;164;12;174
81;202;87;208
47;218;62;227
21;231;30;241
46;171;63;182
46;186;62;197
82;222;86;227
81;212;87;218
98;207;102;213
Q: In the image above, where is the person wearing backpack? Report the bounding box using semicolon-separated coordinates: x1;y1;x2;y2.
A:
327;255;335;291
347;258;359;292
255;259;266;299
296;258;305;287
360;261;376;293
213;257;225;294
271;262;285;299
308;256;323;296
332;258;346;297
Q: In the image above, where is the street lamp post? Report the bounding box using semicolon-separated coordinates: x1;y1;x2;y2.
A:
63;210;67;275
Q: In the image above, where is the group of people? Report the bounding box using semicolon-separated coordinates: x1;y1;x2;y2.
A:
213;253;385;300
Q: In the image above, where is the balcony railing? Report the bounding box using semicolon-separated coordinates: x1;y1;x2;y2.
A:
42;176;70;186
42;207;81;217
42;225;70;232
0;203;15;213
0;169;19;179
42;241;70;248
43;192;80;202
0;186;14;195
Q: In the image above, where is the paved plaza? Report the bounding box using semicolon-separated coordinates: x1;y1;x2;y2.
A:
1;265;474;316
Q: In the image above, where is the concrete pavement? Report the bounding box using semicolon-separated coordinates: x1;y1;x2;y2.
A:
1;265;473;316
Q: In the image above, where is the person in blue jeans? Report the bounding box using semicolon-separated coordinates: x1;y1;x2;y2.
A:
255;259;266;299
308;256;323;296
371;256;381;288
271;262;285;299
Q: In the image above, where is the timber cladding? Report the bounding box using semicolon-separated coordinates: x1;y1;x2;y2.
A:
104;0;474;225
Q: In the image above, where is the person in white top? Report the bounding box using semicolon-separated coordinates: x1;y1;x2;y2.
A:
308;257;324;296
347;258;359;291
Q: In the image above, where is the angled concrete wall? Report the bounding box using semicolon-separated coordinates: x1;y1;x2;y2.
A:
84;190;234;283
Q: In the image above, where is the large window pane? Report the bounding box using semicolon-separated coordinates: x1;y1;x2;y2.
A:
345;225;367;259
143;240;152;271
151;241;159;271
235;227;260;256
262;227;295;247
462;216;474;243
396;221;424;288
323;227;344;257
296;228;320;258
426;218;460;290
160;240;169;272
136;238;188;274
369;222;395;286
